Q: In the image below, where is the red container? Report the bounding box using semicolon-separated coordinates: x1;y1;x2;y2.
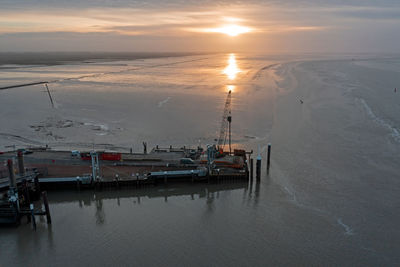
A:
100;153;121;161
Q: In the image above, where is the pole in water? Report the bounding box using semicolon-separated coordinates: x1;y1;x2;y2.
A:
30;204;36;231
45;83;55;108
250;158;254;180
256;155;261;181
42;191;52;224
267;143;271;173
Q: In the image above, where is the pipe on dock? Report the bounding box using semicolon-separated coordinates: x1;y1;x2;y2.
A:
17;150;25;177
7;159;16;189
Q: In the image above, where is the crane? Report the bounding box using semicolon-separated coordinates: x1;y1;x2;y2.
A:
217;90;232;154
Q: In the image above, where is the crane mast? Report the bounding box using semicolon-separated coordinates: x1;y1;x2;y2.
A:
217;90;232;154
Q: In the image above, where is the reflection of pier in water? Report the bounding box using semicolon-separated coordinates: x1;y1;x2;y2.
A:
49;181;259;225
51;181;250;205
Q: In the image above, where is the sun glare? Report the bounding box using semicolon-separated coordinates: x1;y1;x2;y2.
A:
227;85;236;92
210;24;251;37
223;54;241;80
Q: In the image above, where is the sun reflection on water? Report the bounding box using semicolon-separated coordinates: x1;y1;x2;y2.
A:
223;54;241;80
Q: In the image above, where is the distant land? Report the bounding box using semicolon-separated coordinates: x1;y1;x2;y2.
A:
0;52;209;66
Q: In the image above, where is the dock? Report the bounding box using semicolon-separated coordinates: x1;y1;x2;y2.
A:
0;145;252;226
0;145;250;190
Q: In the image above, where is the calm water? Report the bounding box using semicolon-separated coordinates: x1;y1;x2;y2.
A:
1;53;400;266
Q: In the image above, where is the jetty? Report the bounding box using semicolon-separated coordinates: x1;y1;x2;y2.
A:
0;144;254;226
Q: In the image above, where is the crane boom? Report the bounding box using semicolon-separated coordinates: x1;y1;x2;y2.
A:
217;90;232;151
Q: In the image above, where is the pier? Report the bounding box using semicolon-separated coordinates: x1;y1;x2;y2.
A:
0;144;253;226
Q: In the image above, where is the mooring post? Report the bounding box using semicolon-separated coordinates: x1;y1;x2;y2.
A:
30;204;36;231
42;191;51;224
250;158;254;180
267;143;271;173
256;155;261;181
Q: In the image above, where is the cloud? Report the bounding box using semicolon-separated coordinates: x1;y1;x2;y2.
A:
0;1;399;52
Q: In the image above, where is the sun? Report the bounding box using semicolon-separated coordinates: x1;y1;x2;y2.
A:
210;24;251;37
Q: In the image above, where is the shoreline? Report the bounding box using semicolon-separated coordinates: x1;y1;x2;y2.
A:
0;51;211;67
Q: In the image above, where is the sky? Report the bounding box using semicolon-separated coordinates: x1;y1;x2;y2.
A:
1;0;400;53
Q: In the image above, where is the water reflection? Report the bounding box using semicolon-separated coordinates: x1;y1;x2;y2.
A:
223;54;241;80
95;196;105;225
49;182;250;223
51;182;248;205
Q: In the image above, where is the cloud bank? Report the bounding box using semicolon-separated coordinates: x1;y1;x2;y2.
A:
1;0;399;53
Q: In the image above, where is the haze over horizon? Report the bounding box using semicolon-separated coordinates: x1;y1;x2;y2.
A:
1;0;400;54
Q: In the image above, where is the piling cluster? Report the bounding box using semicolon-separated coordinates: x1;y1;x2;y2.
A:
0;150;51;229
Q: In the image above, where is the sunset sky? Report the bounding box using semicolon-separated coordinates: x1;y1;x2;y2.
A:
1;0;399;53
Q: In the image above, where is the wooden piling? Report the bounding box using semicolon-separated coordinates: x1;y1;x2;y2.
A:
250;158;254;180
30;204;36;231
267;143;271;172
256;156;261;181
42;191;51;224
